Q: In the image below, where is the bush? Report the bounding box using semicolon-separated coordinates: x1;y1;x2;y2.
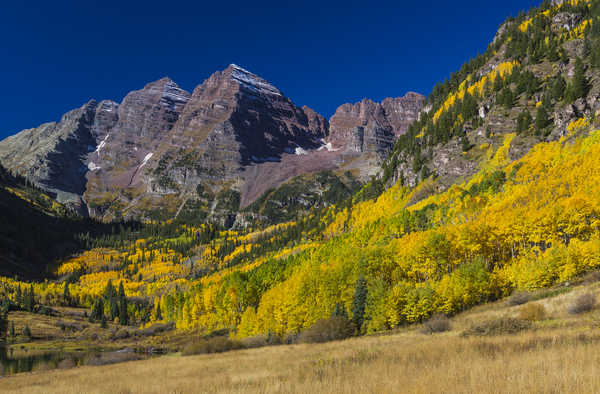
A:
182;336;244;356
137;322;175;336
507;291;530;306
462;318;532;336
299;316;355;344
583;271;600;284
568;293;596;315
519;303;546;321
241;335;268;349
422;314;451;334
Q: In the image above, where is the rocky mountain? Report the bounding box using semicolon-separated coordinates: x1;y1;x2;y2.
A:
381;0;600;194
0;64;423;224
329;93;425;156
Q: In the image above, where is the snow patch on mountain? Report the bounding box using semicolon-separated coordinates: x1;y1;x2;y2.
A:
230;64;282;97
95;134;110;156
317;140;339;152
140;153;153;167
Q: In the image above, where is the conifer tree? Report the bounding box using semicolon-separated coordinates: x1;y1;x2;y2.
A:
461;135;472;152
0;310;7;343
517;110;533;134
15;286;22;308
567;57;589;102
155;303;162;321
109;297;119;321
90;298;104;322
9;321;14;339
551;76;566;101
63;282;70;306
332;302;348;319
592;40;600;67
23;325;31;338
24;285;34;312
118;282;129;326
535;105;552;135
103;280;116;301
351;276;368;332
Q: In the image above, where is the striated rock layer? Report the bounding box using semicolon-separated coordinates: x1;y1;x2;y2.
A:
0;65;424;222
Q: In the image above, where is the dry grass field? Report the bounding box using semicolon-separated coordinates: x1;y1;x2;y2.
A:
3;280;600;393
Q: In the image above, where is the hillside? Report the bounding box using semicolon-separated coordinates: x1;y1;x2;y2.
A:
1;0;600;335
2;0;600;387
0;164;118;279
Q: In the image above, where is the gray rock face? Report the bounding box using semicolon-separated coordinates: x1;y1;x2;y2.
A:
0;65;423;221
0;100;106;210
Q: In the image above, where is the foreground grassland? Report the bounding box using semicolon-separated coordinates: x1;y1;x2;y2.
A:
3;279;600;393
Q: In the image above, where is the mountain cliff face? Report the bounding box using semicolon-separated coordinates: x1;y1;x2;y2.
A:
329;93;425;156
0;65;423;224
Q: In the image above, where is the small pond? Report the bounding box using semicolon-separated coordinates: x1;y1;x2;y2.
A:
0;346;157;376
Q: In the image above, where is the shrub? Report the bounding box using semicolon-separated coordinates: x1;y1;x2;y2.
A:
422;314;451;334
462;318;531;336
299;316;355;344
182;336;244;356
138;322;175;336
519;303;546;321
507;291;530;306
583;271;600;284
241;335;268;349
568;293;596;315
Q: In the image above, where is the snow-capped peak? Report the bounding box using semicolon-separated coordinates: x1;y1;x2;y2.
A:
229;64;282;97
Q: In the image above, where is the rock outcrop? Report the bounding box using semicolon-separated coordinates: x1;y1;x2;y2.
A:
0;65;424;222
328;92;425;157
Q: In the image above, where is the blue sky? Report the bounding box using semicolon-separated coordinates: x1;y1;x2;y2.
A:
1;0;541;138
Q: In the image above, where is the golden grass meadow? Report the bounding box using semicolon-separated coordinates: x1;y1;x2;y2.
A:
3;280;600;394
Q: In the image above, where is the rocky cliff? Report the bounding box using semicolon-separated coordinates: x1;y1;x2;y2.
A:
0;65;424;224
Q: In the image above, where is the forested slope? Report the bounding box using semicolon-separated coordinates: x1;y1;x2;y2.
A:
2;0;600;341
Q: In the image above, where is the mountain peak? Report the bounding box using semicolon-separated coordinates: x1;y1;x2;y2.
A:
225;64;282;97
144;76;176;88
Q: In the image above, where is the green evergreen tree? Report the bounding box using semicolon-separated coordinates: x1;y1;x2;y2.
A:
351;276;368;332
63;282;70;306
332;302;349;319
118;282;129;326
0;310;7;343
547;38;560;61
100;315;108;329
551;76;567;101
24;285;34;312
499;87;514;109
567;57;589;102
583;39;592;58
461;135;472;152
461;92;478;120
559;48;569;63
15;286;22;308
9;321;15;338
517;110;533;134
90;297;104;322
109;297;119;321
103;280;116;300
155;303;162;321
23;325;31;338
592;40;600;67
535;105;552;135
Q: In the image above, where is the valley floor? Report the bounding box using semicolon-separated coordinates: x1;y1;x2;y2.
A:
2;279;600;393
